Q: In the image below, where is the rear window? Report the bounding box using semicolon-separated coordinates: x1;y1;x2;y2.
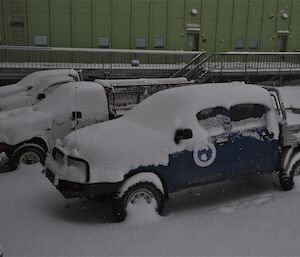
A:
230;104;267;122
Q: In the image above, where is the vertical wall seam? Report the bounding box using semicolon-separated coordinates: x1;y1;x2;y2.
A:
48;0;51;46
230;0;235;50
166;0;169;49
259;0;265;51
91;0;94;48
214;0;219;51
148;0;152;49
245;0;250;50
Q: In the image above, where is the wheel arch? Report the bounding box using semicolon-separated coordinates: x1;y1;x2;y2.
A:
122;171;169;199
12;137;49;154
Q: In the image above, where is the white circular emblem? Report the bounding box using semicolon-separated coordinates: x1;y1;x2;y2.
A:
193;143;217;167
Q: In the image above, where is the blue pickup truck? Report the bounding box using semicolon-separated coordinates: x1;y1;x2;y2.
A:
45;83;300;220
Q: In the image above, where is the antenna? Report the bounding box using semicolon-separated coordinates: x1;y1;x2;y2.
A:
74;84;78;150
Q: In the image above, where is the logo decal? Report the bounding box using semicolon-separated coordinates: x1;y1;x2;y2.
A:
193;143;217;167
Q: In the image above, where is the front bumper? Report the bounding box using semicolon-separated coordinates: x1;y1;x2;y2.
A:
45;169;122;200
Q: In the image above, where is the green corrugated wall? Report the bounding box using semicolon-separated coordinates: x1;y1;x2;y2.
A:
1;0;300;52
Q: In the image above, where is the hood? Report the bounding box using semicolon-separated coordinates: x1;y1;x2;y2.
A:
0;84;24;98
0;107;52;145
61;116;206;183
0;92;33;111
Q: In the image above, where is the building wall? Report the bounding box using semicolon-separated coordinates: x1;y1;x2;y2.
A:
1;0;300;52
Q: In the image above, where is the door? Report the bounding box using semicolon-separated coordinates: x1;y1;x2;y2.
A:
170;107;231;190
277;35;288;52
230;104;278;176
52;114;74;143
187;33;200;51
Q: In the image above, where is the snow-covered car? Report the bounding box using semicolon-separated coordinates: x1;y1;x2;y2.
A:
0;69;80;98
45;82;300;220
0;75;76;111
0;82;110;171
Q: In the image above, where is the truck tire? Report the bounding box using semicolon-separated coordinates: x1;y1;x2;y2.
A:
10;144;46;170
279;162;299;191
112;182;164;221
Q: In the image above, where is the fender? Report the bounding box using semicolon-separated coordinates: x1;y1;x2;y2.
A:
118;172;165;198
281;147;294;171
287;152;300;176
12;136;49;155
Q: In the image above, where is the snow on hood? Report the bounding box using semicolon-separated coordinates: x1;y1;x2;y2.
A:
0;69;78;98
0;107;52;145
58;82;277;183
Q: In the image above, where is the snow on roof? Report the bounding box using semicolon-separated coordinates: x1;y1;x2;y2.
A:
0;75;76;111
27;75;75;95
94;77;192;88
57;82;276;184
0;69;79;98
17;69;79;88
126;82;273;129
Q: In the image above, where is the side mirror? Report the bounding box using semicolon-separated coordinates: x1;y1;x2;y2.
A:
37;93;46;101
174;128;193;144
72;111;82;120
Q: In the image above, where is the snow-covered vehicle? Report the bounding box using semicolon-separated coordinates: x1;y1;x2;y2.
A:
0;74;77;111
0;82;110;171
45;82;300;220
0;69;80;98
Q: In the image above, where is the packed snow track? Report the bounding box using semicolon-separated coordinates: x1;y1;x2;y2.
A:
1;164;300;256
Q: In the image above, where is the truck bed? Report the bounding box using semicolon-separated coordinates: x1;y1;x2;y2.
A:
285;110;300;146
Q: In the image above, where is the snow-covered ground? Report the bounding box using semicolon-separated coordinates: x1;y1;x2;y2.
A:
1;164;300;256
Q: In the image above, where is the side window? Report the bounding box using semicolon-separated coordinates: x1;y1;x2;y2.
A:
197;107;229;135
230;104;267;129
42;83;63;95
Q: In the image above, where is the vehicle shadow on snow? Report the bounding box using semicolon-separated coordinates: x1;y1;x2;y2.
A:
42;199;119;224
164;175;279;216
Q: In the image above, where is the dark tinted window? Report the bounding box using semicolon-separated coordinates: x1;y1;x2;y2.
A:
230;104;267;122
197;107;229;133
197;107;228;121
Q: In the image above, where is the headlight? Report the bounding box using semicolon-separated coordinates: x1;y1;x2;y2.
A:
67;156;90;182
52;147;90;183
52;147;65;164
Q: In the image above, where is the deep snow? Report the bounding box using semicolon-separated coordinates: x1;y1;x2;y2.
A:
1;164;300;256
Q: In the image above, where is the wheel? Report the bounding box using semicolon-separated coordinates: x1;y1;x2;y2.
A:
279;161;299;191
112;182;165;221
10;144;46;170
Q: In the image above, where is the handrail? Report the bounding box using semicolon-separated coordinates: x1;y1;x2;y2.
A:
171;52;206;78
180;51;300;80
184;53;216;79
0;45;200;56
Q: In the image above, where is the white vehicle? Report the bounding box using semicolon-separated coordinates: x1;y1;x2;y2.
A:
0;82;109;170
45;82;300;220
0;69;80;98
0;75;76;111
